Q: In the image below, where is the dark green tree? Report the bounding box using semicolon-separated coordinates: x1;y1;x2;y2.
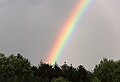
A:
75;65;91;82
37;61;54;82
92;76;101;82
93;58;120;82
53;63;62;78
51;77;71;82
0;53;33;82
61;62;77;82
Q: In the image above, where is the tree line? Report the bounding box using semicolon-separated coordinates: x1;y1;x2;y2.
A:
0;53;120;82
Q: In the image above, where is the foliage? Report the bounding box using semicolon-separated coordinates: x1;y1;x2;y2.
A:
92;76;101;82
51;77;70;82
1;53;120;82
0;53;33;82
93;58;120;82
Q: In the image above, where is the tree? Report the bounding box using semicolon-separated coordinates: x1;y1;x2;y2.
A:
92;76;101;82
37;61;54;82
75;65;90;82
0;53;33;82
61;62;76;82
93;58;120;82
53;63;62;78
51;77;71;82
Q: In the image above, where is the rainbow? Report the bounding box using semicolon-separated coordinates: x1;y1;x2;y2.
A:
47;0;93;64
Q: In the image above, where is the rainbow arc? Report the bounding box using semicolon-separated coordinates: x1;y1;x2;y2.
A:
47;0;93;64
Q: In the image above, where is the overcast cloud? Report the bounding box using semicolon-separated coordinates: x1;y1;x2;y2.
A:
0;0;120;70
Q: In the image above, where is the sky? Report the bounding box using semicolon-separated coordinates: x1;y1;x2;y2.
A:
0;0;120;70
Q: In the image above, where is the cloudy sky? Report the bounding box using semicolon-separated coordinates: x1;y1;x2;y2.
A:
0;0;120;70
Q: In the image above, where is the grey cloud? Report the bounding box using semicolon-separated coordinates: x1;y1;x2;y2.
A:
0;0;42;6
0;0;120;70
